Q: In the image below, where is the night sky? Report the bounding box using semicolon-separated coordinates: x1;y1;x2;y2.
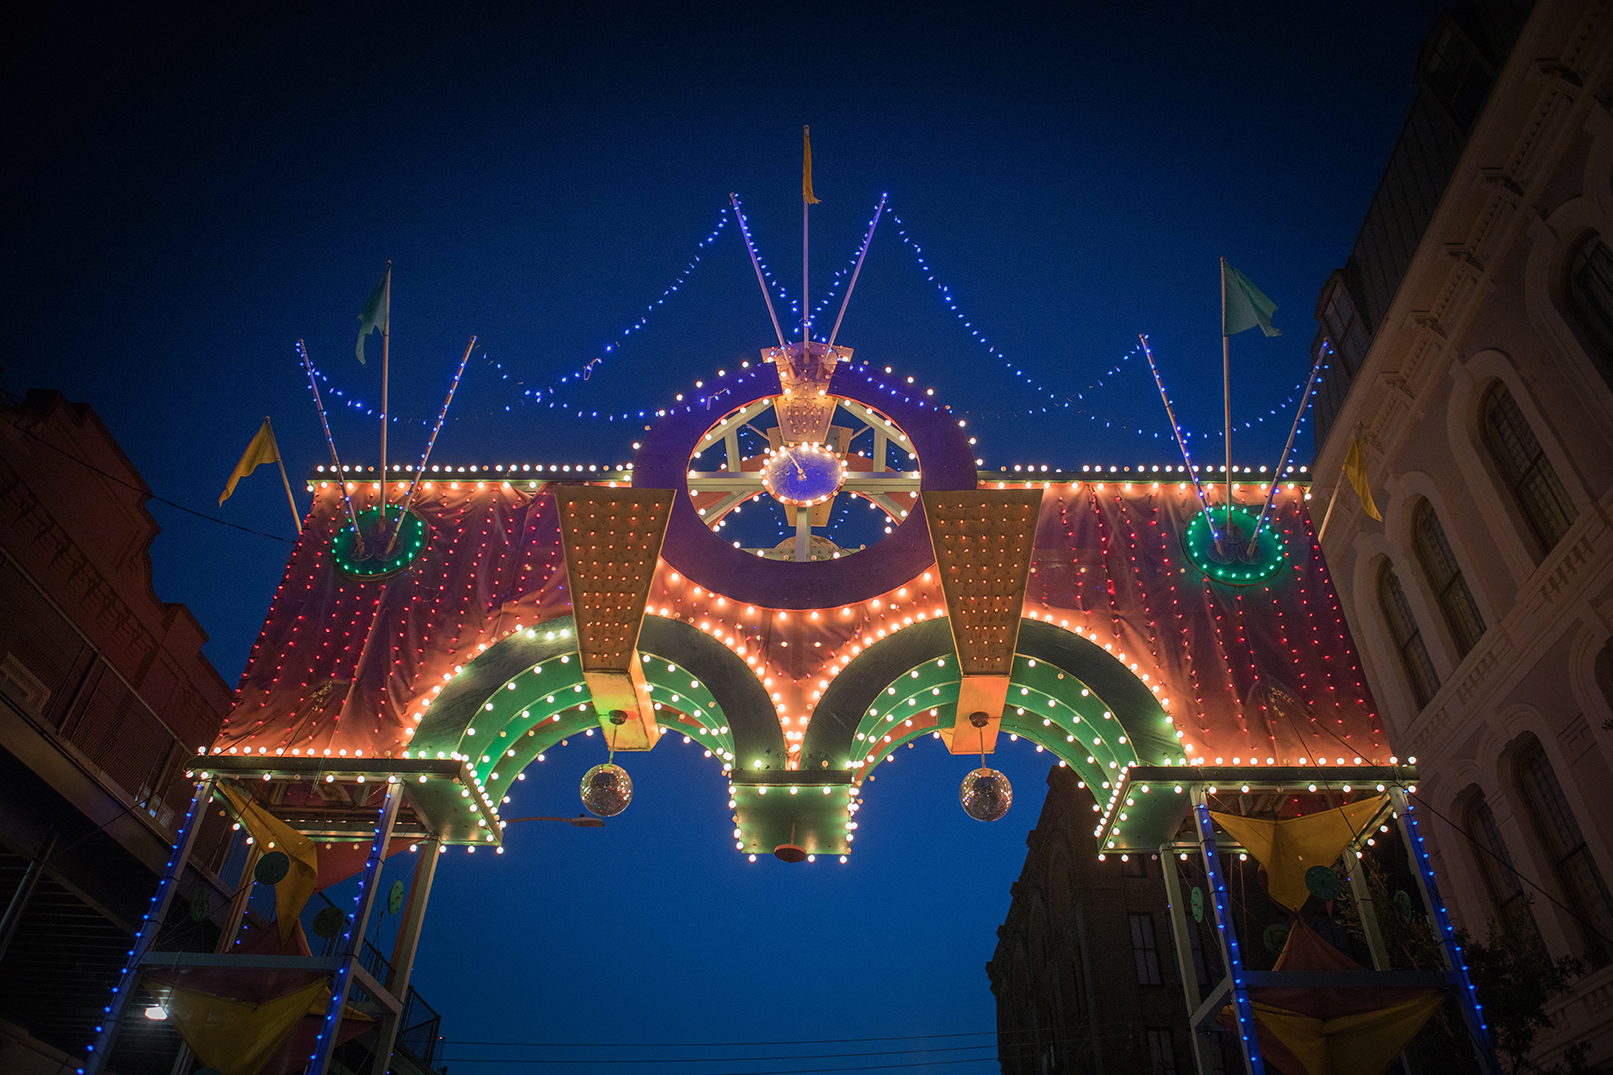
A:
6;3;1446;1071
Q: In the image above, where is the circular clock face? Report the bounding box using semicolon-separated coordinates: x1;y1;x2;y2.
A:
760;443;846;506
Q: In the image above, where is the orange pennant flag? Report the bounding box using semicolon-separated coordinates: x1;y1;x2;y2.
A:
803;125;820;205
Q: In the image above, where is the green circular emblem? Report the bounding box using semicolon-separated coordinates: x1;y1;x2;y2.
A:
254;850;291;886
188;886;210;922
387;879;406;915
1393;889;1415;925
1180;504;1287;586
332;508;429;581
1305;865;1343;901
1190;886;1204;923
1263;922;1291;954
312;905;347;939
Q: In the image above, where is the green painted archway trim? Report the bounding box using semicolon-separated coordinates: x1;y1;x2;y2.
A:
808;618;1185;795
406;614;785;807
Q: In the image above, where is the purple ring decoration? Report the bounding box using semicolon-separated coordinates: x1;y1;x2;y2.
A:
632;360;977;608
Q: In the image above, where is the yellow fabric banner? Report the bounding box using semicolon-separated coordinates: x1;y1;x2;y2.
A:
166;978;327;1075
1249;995;1444;1075
1211;796;1387;910
219;418;282;505
221;787;319;944
803;125;820;205
1343;430;1381;521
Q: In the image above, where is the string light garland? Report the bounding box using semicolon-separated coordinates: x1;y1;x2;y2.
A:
300;203;733;425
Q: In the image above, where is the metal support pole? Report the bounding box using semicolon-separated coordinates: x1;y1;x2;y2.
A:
86;777;214;1075
166;839;260;1075
1391;788;1502;1075
370;839;441;1075
0;827;57;964
217;843;261;953
309;781;401;1075
795;506;810;564
1161;847;1216;1075
1193;797;1264;1075
1343;846;1391;971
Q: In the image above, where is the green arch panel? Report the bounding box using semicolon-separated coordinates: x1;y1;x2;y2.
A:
406;614;784;811
809;617;1186;795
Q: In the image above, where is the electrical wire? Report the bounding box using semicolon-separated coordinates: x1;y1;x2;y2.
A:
7;419;293;542
439;1044;999;1065
437;1025;1134;1049
1271;681;1613;948
437;1060;995;1074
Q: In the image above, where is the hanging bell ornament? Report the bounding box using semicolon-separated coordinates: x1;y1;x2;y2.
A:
580;762;633;817
960;767;1012;822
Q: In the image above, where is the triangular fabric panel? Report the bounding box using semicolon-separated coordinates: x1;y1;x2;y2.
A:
1211;795;1387;910
1247;996;1444;1075
165;978;327;1075
221;787;319;943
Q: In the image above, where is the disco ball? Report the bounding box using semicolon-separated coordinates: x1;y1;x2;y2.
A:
960;767;1013;822
580;763;633;817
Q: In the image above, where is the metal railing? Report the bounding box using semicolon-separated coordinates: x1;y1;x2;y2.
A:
396;986;445;1072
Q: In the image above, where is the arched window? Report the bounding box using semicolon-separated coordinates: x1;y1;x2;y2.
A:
1569;234;1613;356
1481;383;1577;556
1413;503;1486;657
1380;565;1440;707
1466;794;1541;945
1516;742;1613;966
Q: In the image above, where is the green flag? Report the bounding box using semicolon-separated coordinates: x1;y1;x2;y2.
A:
356;265;389;365
1222;259;1280;338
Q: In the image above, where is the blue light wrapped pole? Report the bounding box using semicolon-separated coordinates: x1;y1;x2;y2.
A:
308;780;402;1075
1194;798;1264;1075
82;775;215;1075
1391;787;1502;1075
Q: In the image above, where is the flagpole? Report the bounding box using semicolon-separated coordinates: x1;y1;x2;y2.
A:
1315;476;1344;544
265;417;303;536
379;261;391;519
730;194;787;349
829;194;886;348
1315;421;1363;544
1139;334;1224;556
387;335;476;554
802;140;810;343
298;340;364;536
1221;257;1232;538
1247;342;1328;546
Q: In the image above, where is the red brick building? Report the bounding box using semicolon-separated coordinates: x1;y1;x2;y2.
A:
0;389;237;1074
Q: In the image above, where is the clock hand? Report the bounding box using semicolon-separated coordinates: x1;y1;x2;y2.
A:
781;445;806;480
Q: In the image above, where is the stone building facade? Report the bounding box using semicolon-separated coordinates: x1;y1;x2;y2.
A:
1309;0;1613;1066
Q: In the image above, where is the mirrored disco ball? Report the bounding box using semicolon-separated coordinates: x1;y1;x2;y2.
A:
580;763;633;817
960;767;1013;822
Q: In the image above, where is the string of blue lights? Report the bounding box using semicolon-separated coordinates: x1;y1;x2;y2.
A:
296;195;1313;449
301;204;734;425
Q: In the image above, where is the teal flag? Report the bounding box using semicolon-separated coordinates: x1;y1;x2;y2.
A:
356;266;389;364
1222;259;1280;337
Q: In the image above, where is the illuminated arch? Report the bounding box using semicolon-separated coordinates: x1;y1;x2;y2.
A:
410;615;785;808
804;619;1183;795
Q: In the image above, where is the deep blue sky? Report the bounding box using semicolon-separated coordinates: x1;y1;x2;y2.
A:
6;2;1447;1070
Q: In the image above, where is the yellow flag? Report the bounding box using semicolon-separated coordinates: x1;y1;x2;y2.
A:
803;125;820;205
219;418;281;506
1343;428;1381;521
